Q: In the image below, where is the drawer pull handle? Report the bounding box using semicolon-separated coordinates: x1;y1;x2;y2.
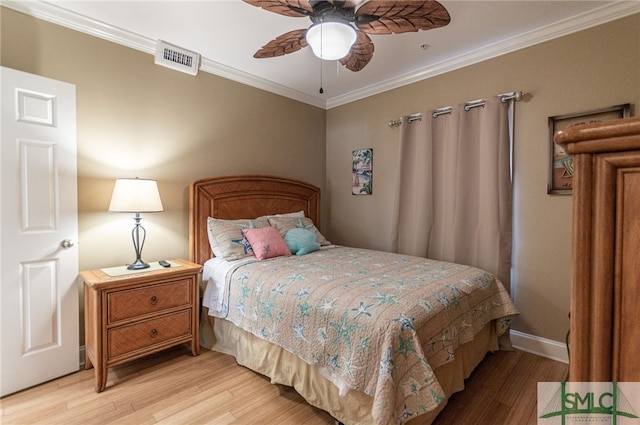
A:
150;328;158;338
150;295;158;305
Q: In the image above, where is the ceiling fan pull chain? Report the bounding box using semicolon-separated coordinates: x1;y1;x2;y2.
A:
318;22;324;94
319;61;324;94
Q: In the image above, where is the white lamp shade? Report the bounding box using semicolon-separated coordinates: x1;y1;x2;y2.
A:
108;178;164;213
306;22;357;60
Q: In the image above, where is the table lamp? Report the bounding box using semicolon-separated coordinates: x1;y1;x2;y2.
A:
108;177;163;270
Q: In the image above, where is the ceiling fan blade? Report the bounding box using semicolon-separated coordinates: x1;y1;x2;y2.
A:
253;29;309;58
243;0;312;17
355;0;450;34
339;31;374;72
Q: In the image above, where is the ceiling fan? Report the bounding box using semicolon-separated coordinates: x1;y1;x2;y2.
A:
243;0;451;72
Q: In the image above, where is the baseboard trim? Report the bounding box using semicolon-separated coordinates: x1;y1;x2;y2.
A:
510;330;568;364
79;345;85;369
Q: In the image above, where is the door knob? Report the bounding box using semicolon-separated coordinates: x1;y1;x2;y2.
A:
60;239;75;249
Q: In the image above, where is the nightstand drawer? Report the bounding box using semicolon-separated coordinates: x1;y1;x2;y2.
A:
108;309;192;359
108;279;191;323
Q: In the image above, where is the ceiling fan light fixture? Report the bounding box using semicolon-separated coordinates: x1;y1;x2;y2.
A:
305;21;357;60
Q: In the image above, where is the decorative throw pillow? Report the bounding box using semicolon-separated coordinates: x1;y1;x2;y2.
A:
284;228;320;256
208;216;270;260
268;216;331;246
242;226;291;260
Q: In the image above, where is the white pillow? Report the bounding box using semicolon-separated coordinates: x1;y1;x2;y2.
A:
206;216;223;258
265;210;305;219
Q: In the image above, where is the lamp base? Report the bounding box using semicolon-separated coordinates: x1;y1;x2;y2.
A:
127;214;150;270
127;258;150;270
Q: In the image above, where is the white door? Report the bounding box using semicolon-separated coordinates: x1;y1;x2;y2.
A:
1;67;79;397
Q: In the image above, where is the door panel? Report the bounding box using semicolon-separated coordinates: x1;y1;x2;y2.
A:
21;140;57;231
22;260;59;353
1;67;79;396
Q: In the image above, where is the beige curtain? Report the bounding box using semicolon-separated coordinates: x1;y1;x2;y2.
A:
390;97;513;294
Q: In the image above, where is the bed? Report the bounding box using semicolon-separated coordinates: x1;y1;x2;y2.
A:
189;175;518;425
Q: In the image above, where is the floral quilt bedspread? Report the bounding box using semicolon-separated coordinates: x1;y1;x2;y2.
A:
219;247;518;425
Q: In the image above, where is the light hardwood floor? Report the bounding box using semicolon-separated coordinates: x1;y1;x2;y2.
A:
1;345;567;425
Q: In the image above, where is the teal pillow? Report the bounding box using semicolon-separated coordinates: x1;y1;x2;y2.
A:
284;228;320;256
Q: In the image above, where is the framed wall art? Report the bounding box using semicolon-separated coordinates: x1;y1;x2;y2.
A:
352;148;372;195
548;103;630;195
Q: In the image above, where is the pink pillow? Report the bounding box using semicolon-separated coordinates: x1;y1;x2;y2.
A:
242;227;291;260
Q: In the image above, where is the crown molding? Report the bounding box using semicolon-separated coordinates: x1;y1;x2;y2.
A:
3;0;154;53
327;1;640;108
4;1;639;110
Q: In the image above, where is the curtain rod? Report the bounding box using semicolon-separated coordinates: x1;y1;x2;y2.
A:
388;91;525;128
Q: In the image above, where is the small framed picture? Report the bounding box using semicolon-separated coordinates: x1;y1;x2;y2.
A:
548;103;630;195
352;148;372;195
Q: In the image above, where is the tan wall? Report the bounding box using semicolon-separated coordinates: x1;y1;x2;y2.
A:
326;14;640;343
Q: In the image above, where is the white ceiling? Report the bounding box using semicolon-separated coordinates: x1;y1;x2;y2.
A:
6;1;640;108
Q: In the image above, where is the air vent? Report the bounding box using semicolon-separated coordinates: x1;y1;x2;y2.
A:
154;40;200;76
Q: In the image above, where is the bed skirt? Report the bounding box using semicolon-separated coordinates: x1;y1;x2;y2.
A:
200;308;499;425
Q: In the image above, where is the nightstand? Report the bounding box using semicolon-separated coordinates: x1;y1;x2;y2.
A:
81;259;202;392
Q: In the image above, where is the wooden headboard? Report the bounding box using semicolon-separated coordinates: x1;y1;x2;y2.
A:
189;175;321;265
